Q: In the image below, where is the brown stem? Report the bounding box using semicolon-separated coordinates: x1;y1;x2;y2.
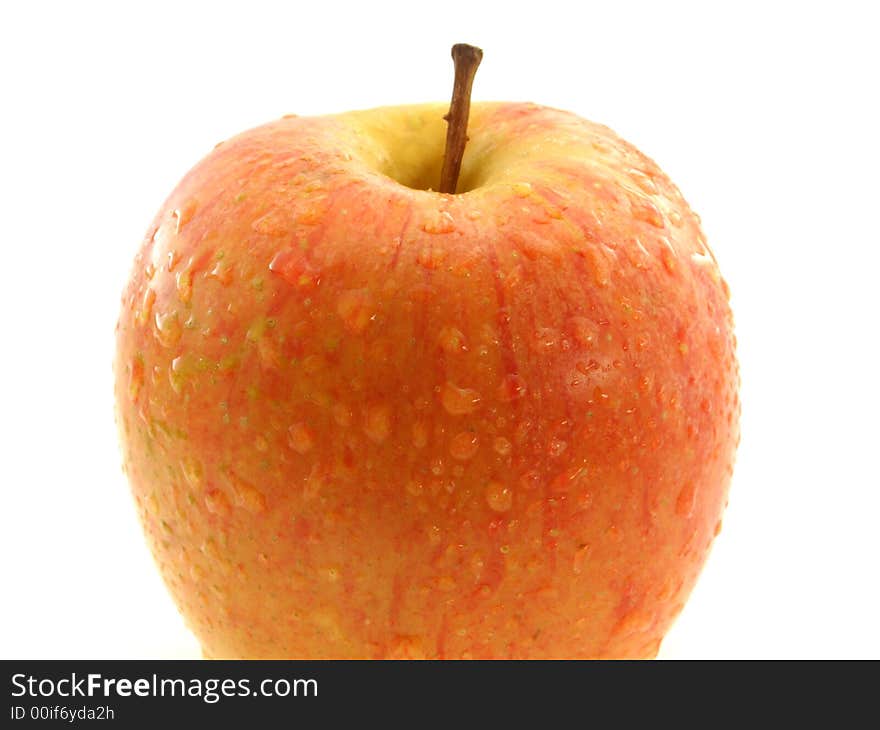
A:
439;43;483;194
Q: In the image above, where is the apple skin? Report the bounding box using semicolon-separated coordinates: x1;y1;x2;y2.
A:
115;102;739;659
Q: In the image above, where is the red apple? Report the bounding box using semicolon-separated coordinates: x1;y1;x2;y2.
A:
115;55;738;658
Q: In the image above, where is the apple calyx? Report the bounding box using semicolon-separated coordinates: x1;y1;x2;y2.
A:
439;43;483;194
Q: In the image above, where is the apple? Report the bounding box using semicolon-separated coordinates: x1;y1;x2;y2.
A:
115;45;738;658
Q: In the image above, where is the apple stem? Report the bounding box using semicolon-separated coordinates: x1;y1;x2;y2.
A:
439;43;483;194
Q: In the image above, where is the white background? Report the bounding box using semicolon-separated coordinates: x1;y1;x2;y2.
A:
1;0;878;659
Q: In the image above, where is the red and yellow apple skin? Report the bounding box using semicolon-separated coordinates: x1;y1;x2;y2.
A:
114;102;739;659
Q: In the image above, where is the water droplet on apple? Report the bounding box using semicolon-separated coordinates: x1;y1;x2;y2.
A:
287;422;315;454
584;246;612;287
412;420;429;448
176;270;193;304
337;289;374;334
180;456;203;489
207;261;234;286
628;168;658;194
675;482;697;518
269;249;320;288
548;439;568;458
493;436;512;457
135;288;156;327
332;403;353;428
244;317;269;342
172;200;198;233
422;210;456;235
486;481;513;512
128;357;144;401
303;179;325;193
416;246;446;270
568;316;598;348
303;464;326;501
437;575;458;591
154;311;182;348
252;209;291;236
630;197;665;228
169;357;186;394
441;382;481;415
297;200;328;226
386;635;427;660
228;473;267;513
691;250;715;270
437;326;468;354
449;431;479;460
363;403;391;443
614;608;655;638
204;489;231;518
